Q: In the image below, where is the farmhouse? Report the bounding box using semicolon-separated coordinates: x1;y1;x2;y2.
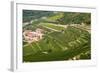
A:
23;28;44;43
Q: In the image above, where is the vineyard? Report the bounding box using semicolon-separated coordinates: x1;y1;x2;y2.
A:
23;10;91;62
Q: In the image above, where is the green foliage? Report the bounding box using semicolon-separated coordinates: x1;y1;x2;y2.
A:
39;23;65;31
57;12;91;25
23;10;54;22
23;10;91;62
47;12;64;22
23;26;91;62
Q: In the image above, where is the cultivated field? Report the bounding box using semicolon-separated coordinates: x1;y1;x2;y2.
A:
23;10;91;62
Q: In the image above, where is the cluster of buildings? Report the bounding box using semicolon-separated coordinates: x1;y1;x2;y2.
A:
23;28;44;43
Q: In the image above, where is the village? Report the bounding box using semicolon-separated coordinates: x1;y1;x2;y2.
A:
23;28;44;43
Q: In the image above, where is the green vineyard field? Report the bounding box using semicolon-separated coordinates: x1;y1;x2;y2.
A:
23;25;91;62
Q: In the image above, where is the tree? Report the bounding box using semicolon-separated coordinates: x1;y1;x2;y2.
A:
57;12;91;25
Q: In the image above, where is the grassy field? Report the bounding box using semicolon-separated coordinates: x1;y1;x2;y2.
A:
23;10;91;62
39;23;65;31
23;25;91;62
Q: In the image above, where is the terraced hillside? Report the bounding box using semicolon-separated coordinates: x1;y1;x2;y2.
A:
23;10;91;62
23;25;91;62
